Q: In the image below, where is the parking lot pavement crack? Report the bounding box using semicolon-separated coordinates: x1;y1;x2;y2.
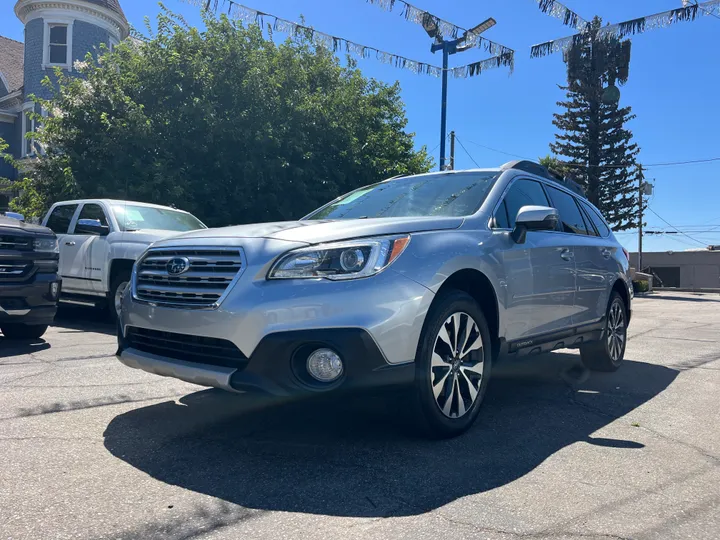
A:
0;392;188;421
431;512;634;540
637;425;720;466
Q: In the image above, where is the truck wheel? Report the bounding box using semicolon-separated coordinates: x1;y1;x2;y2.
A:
412;290;492;439
580;292;627;372
109;271;131;322
1;324;49;340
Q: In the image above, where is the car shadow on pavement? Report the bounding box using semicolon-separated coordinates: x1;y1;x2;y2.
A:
103;353;678;519
51;304;115;336
0;336;51;358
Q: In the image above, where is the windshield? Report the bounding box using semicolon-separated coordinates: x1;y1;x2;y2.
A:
112;205;206;232
304;172;500;220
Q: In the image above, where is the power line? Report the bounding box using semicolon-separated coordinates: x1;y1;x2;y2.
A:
646;207;708;246
454;136;481;168
464;139;531;160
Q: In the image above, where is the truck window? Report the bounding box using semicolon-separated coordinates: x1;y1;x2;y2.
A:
46;204;78;234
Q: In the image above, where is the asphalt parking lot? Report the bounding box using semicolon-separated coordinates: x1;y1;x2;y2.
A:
1;292;719;540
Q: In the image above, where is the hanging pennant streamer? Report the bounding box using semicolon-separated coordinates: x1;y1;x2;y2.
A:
179;0;442;77
452;53;515;79
365;0;515;59
531;0;720;58
533;0;588;31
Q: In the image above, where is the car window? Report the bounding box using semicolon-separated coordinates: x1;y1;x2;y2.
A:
545;185;590;235
578;204;600;237
77;204;109;226
580;200;611;237
46;204;78;234
305;172;500;220
112;204;205;232
495;179;550;229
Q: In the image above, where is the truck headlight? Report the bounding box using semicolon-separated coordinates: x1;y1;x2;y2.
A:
34;237;59;253
268;235;410;280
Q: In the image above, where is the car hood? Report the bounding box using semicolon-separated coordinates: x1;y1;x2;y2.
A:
161;216;464;245
0;216;54;236
116;229;195;244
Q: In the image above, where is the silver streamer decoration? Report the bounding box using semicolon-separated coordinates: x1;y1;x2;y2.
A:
533;0;588;31
365;0;514;59
531;0;720;58
178;0;445;78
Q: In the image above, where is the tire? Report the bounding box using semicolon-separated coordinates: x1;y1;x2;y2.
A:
412;290;493;439
580;292;627;372
108;271;131;322
1;324;49;340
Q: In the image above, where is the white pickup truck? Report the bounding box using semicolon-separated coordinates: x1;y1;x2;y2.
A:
41;199;206;318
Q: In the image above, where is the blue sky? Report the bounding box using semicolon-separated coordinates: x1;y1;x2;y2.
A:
2;0;719;252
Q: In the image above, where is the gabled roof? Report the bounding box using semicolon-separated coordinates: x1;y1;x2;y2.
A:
0;35;24;94
83;0;126;21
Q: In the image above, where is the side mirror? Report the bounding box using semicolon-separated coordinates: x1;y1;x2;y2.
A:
76;218;110;236
511;205;559;244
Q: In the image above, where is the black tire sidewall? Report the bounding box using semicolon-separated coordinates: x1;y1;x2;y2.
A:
1;324;49;339
414;291;493;438
604;293;627;368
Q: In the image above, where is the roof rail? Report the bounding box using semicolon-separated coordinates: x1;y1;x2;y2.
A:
500;160;586;198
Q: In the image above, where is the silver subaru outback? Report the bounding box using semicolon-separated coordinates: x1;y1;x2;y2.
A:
116;160;632;437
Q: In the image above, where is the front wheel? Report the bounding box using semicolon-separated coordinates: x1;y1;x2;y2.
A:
109;271;131;322
413;291;492;438
580;292;627;372
1;324;49;340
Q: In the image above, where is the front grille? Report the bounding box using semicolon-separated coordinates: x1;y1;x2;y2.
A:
0;261;33;282
0;235;32;251
125;326;248;369
134;248;244;308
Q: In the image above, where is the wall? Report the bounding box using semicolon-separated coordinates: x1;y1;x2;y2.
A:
629;251;720;290
73;20;111;64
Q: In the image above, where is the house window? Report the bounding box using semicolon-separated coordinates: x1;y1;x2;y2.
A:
49;25;68;64
21;104;35;158
108;36;119;52
43;21;74;69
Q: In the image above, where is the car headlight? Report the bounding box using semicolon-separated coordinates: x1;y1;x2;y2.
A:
34;237;59;253
268;235;411;280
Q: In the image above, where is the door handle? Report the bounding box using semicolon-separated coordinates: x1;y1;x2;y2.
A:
65;241;76;246
560;249;574;261
601;248;612;259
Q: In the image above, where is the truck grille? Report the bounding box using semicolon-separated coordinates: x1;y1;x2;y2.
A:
0;261;32;282
0;235;32;251
125;326;248;369
134;247;244;308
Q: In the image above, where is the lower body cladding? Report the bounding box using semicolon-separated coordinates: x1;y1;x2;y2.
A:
116;326;415;396
115;269;432;396
0;273;61;325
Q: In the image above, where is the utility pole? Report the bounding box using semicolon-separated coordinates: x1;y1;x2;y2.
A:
638;164;644;273
426;18;496;170
449;130;455;170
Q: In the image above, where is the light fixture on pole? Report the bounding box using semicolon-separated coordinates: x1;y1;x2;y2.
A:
430;18;496;170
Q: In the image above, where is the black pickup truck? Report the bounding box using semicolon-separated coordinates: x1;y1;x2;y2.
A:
0;214;61;339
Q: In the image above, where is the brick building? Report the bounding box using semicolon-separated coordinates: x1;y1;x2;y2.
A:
0;0;129;210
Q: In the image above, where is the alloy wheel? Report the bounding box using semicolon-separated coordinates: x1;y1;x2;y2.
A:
431;312;485;419
115;281;129;316
607;301;626;361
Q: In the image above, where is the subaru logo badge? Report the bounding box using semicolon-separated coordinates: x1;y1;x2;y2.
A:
167;256;190;275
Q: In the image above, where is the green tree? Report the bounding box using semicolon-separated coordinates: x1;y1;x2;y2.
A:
20;8;432;225
549;16;640;231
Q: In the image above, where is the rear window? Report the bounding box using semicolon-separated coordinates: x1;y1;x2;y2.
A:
545;186;591;235
46;204;78;234
580;200;611;237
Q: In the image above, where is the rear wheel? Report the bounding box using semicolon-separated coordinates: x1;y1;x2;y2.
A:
580;292;627;372
413;291;492;438
0;324;49;340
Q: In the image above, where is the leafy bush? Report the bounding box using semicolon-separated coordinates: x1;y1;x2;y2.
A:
633;280;649;294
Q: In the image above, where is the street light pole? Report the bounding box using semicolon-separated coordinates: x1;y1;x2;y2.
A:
439;43;450;170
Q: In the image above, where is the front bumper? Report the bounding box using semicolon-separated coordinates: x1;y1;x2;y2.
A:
0;273;61;325
116;326;415;396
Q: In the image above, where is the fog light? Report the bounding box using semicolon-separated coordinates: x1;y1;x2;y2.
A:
306;348;343;382
50;282;60;299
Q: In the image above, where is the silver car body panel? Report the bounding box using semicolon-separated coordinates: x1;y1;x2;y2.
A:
119;167;632;382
